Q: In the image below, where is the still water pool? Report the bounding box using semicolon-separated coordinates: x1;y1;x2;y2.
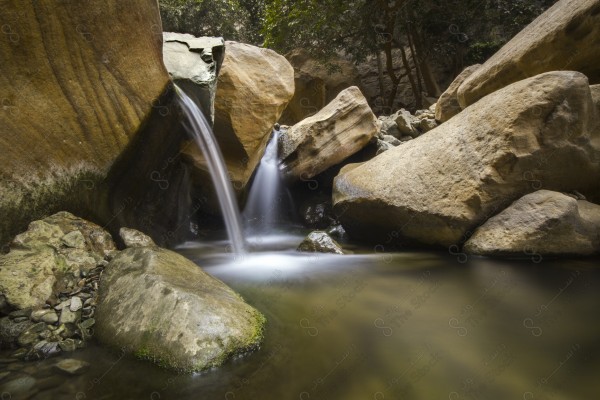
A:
2;234;599;399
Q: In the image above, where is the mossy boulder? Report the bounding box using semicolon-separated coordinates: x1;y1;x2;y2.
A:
95;247;266;372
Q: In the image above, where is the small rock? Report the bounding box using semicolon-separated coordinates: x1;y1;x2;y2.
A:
58;338;77;352
376;139;394;155
0;371;10;381
12;316;29;323
69;296;83;312
80;318;95;329
119;227;156;248
297;231;344;255
17;322;46;346
31;309;59;324
53;359;90;375
382;135;402;146
394;109;419;138
11;348;28;359
59;308;81;325
61;230;86;249
9;309;32;319
327;224;347;240
419;118;438;133
31;340;61;358
54;299;71;311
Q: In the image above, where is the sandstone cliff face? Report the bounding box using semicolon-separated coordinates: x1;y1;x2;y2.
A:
0;1;170;245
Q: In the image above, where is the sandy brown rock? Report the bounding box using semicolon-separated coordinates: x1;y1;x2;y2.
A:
333;72;600;247
281;86;378;181
435;65;480;122
0;1;170;245
464;191;600;256
457;0;600;108
182;41;294;191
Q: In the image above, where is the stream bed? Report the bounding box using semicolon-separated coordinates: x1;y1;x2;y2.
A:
2;234;599;399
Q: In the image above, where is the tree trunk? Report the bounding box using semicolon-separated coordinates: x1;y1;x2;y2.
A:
375;50;389;114
398;44;422;109
407;9;441;98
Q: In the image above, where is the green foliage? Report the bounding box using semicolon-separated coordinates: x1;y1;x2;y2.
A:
159;0;264;44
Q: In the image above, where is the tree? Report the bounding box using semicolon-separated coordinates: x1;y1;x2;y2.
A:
159;0;264;44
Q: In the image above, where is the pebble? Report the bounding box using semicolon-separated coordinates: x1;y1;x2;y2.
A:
80;318;95;329
53;359;90;375
9;309;32;318
59;308;81;325
54;299;71;311
58;338;77;352
32;340;61;358
70;296;83;312
31;309;59;324
12;316;29;323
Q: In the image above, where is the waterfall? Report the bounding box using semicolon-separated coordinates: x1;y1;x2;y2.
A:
243;130;286;234
175;85;246;254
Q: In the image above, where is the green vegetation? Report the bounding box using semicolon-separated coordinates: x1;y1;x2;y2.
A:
159;0;557;110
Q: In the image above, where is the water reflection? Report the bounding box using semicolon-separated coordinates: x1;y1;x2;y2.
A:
3;238;599;400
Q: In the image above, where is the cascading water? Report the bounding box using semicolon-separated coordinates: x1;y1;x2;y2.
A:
243;129;287;235
175;85;246;254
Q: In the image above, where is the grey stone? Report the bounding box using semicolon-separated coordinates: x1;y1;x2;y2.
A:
382;135;402;146
80;318;95;330
119;227;156;248
375;139;394;155
297;231;344;255
31;309;58;324
32;340;61;358
69;296;83;312
58;338;77;352
95;247;265;372
419;118;438;133
53;358;90;375
59;308;81;325
163;33;224;123
0;316;33;347
17;322;47;347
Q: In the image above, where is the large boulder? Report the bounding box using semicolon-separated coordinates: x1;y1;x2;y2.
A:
0;1;170;245
457;0;600;108
464;191;600;256
182;41;294;191
95;247;265;372
280;86;379;181
280;48;364;125
162;33;225;123
435;65;480;123
333;71;600;247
